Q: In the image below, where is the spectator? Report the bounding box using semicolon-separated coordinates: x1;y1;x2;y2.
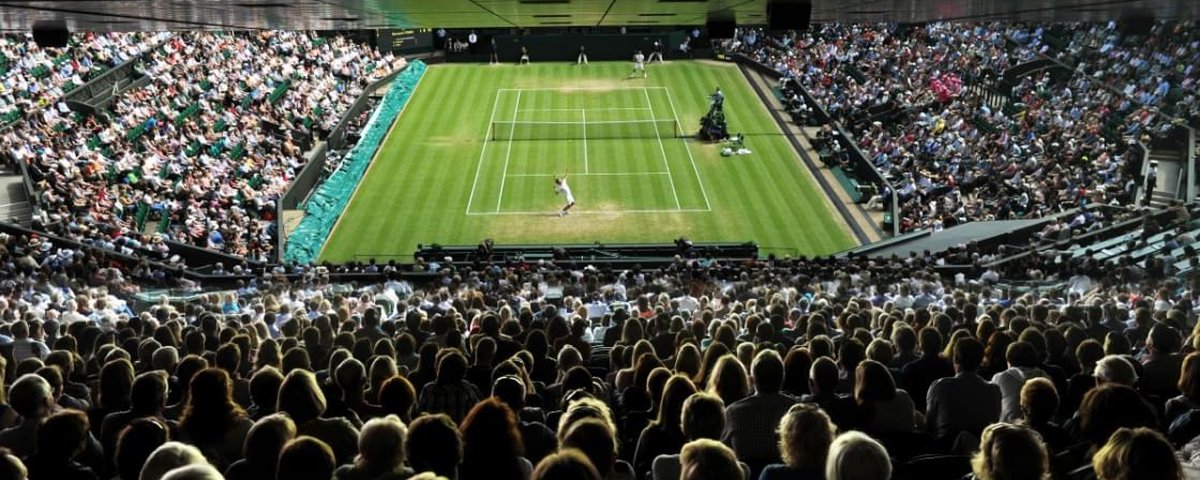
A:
139;442;206;480
0;374;54;458
1019;378;1070;454
406;414;463;480
460;398;530;480
115;419;170;480
276;369;360;465
679;439;744;480
178;368;253;470
926;336;1001;445
378;375;417;423
1093;427;1183;480
991;341;1048;422
101;371;171;458
532;449;601;480
277;436;338;480
760;404;836;480
723;350;796;469
801;357;857;431
634;375;697;477
969;423;1050;480
854;359;916;433
562;418;634;480
901;327;954;412
224;413;295;480
27;409;97;480
652;392;750;480
825;431;891;480
1166;352;1200;424
418;350;480;424
334;415;412;480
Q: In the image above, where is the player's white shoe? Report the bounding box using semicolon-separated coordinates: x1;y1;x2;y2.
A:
558;210;566;217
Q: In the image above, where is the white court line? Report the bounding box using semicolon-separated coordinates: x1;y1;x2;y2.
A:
468;208;710;216
497;86;667;92
663;87;712;211
465;89;503;214
644;87;681;210
581;109;588;174
495;89;522;213
519;107;651;112
506;172;670;177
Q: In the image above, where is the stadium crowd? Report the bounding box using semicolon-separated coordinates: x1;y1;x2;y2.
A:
0;196;1195;480
731;22;1194;233
0;31;401;263
0;32;168;127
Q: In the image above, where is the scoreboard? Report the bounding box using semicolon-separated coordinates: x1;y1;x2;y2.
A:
379;29;434;54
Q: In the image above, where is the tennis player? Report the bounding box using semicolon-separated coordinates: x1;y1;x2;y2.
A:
628;50;647;78
555;174;576;216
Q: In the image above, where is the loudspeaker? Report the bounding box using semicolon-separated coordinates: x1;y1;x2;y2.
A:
1118;9;1154;36
32;20;68;48
768;0;812;31
707;19;736;39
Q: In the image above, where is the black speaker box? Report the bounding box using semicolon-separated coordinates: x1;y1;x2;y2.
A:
33;20;69;48
707;19;736;39
768;1;812;31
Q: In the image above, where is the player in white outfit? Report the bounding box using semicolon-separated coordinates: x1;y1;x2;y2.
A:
628;50;647;78
555;175;576;216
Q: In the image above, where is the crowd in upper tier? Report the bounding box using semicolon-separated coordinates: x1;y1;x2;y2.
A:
732;22;1194;234
0;31;401;263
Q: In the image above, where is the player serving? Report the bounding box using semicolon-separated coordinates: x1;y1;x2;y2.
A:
554;173;576;216
628;50;647;78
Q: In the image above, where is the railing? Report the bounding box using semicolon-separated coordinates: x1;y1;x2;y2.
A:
275;64;407;261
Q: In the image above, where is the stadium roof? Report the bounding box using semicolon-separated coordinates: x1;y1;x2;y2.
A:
0;0;1196;32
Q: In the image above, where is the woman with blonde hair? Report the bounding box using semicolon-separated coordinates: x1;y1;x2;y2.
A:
706;355;749;406
760;404;836;480
825;431;890;480
969;423;1049;480
1093;427;1183;480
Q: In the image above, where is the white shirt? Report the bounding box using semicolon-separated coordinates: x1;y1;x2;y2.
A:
556;180;574;203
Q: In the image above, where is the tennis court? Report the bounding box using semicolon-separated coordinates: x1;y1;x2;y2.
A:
467;86;711;215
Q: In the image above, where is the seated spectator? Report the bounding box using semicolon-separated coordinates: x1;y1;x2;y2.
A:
334;415;413;480
652;392;750;480
991;341;1048;422
926;336;1001;446
634;375;697;477
406;414;463;480
723;350;796;471
679;439;744;480
224;413;296;480
825;431;891;480
1166;352;1200;425
900;327;954;413
378;375;417;423
1093;427;1183;480
160;464;223;480
493;375;556;465
1019;378;1070;455
1141;325;1185;398
1094;355;1139;387
277;436;338;480
139;442;207;480
801;357;857;430
0;374;54;458
247;366;284;420
102;371;172;458
178;368;253;470
27;409;97;480
115;419;170;480
532;449;602;480
277;369;360;465
418;351;480;424
460;397;531;480
760;404;835;480
0;447;25;480
969;423;1050;480
707;355;750;406
854;359;916;434
562;418;633;480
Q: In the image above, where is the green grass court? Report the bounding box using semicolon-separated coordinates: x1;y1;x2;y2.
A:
320;61;856;262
